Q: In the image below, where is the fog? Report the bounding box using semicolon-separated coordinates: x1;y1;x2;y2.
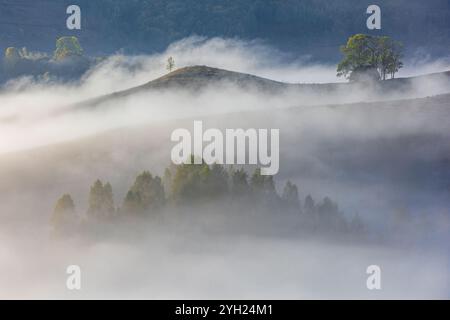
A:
1;37;449;154
0;37;449;299
1;225;448;299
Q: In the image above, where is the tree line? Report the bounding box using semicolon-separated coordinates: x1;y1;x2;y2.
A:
51;158;365;236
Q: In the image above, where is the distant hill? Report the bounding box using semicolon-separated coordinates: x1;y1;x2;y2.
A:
70;66;450;111
0;0;449;60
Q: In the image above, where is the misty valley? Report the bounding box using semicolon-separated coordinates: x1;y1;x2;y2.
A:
0;30;450;299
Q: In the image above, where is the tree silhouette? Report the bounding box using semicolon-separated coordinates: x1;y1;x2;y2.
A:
337;34;403;81
87;180;115;218
51;194;77;234
250;168;276;196
206;163;229;198
282;180;300;211
122;171;165;214
54;36;83;61
166;56;175;72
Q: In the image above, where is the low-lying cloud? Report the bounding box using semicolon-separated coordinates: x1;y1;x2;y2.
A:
0;37;450;299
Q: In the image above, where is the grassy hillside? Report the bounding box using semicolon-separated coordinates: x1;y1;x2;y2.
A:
70;66;450;111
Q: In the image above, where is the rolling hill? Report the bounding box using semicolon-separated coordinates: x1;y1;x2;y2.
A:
71;65;450;111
